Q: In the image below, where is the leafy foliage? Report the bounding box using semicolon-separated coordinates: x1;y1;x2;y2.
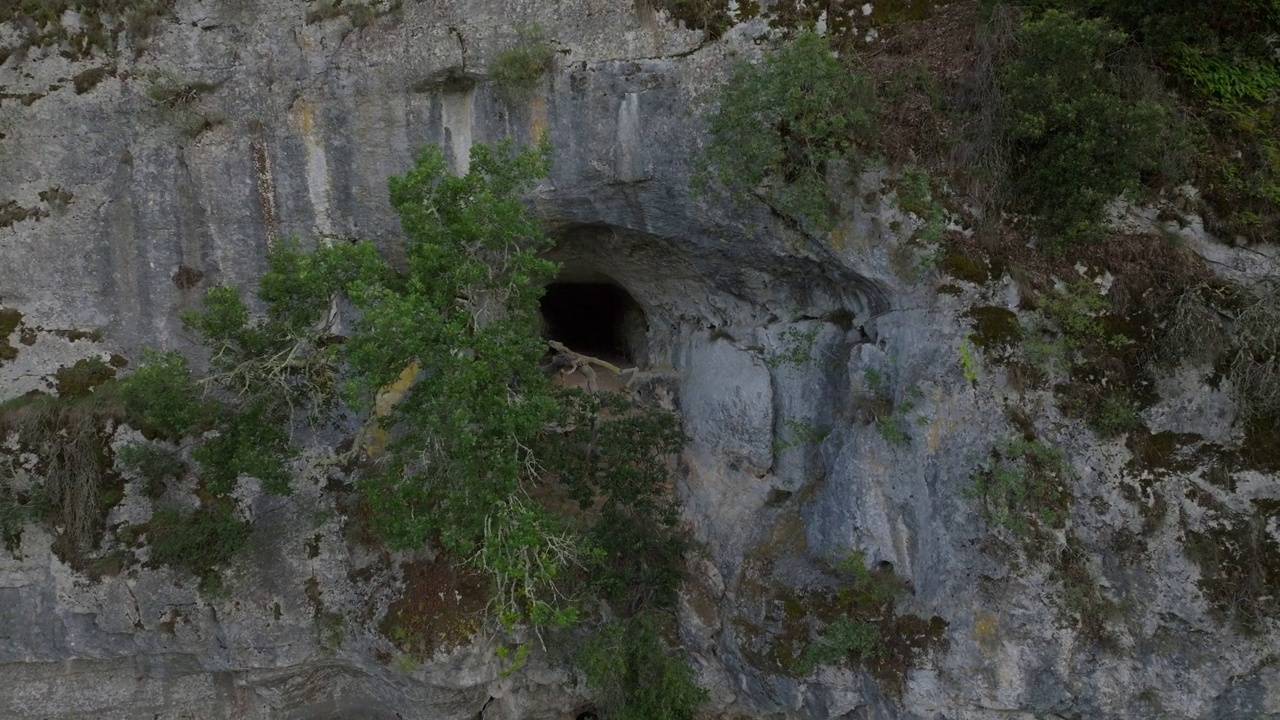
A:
349;140;560;555
115;442;185;498
797;617;881;675
1000;0;1280;241
578;614;709;720
146;503;249;591
122;239;384;495
702;31;879;228
115;140;692;675
490;24;556;97
118;350;213;440
538;389;689;614
999;9;1183;246
472;494;595;633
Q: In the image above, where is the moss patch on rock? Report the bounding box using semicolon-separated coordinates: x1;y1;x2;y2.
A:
55;357;117;398
733;510;946;699
965;305;1022;359
380;554;487;659
0;308;21;362
1183;496;1280;634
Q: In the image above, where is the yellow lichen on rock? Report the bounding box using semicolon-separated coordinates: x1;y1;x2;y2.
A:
364;361;420;457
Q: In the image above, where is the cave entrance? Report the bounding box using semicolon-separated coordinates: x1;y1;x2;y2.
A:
539;281;647;366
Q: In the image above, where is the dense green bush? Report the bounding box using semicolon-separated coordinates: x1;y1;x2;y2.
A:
539;388;689;614
350;140;561;558
578;614;708;720
118;350;212;440
489;24;555;97
702;31;879;228
1001;0;1279;241
146;503;248;591
999;9;1183;246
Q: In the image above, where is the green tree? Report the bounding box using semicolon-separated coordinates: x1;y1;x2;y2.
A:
347;139;561;555
119;141;694;687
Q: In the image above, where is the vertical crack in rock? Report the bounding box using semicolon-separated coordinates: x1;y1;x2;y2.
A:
250;121;279;250
614;92;646;182
290;98;334;237
174;151;214;293
440;89;476;175
103;149;146;344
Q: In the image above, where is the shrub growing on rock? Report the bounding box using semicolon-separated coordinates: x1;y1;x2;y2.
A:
702;31;879;229
998;9;1184;246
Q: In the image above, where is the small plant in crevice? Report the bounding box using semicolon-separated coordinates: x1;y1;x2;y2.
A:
774;419;828;453
958;334;980;385
964;435;1074;538
1182;494;1280;634
0;0;175;59
1086;392;1143;439
144;71;221;138
759;548;948;698
766;326;821;368
895;166;950;245
1012;277;1153;439
306;0;395;28
854;368;923;446
115;442;185;499
650;0;734;38
964;433;1123;643
0;474;46;551
797;616;881;675
392;653;420;673
1054;534;1122;647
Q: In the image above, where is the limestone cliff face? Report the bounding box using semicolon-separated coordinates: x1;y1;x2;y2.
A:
1;2;1277;719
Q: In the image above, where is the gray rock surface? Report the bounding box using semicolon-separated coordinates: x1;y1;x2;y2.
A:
2;1;1278;719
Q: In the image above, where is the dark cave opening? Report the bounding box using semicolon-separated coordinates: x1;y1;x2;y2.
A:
539;281;647;364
